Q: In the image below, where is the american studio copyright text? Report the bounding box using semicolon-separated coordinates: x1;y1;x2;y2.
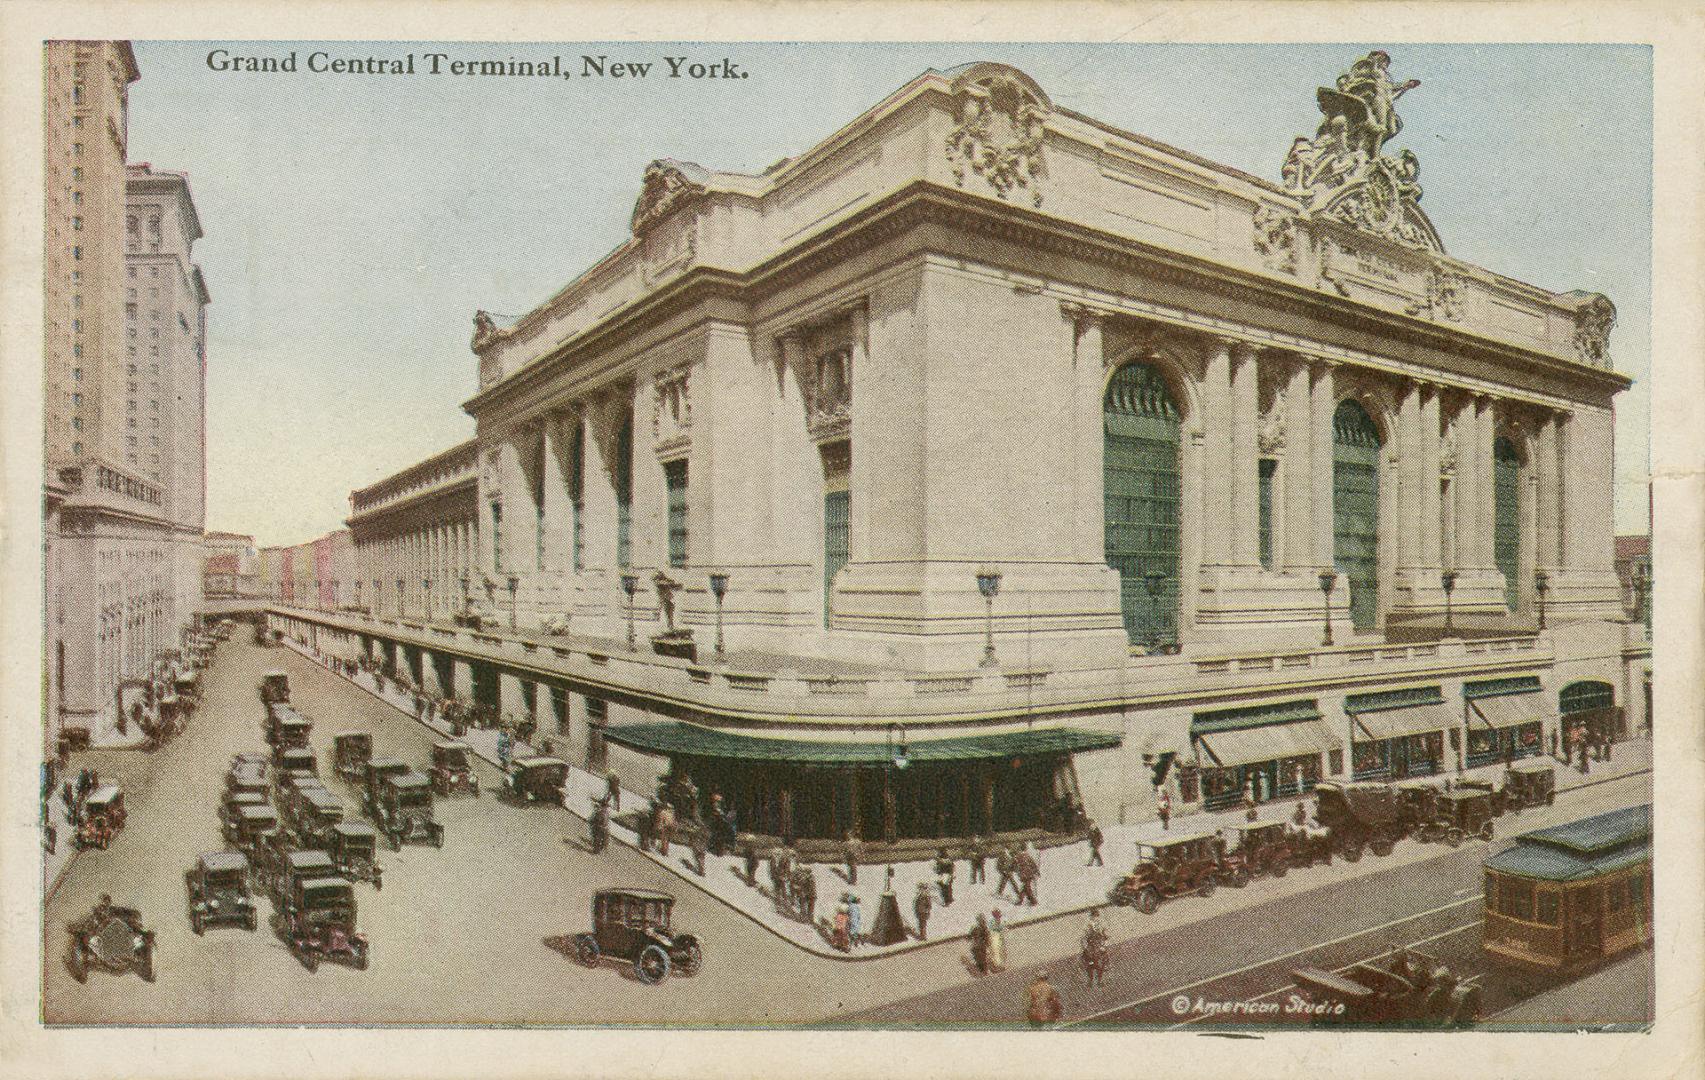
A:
1172;994;1346;1018
206;49;749;81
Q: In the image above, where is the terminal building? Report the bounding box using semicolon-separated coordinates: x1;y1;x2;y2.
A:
271;55;1647;848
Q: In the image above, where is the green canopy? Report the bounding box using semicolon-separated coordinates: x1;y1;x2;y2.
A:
602;722;1120;765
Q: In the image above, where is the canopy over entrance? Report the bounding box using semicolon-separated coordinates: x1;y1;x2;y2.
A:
603;722;1121;764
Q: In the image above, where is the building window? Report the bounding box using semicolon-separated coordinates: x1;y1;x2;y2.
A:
822;441;850;626
1104;362;1182;649
614;412;633;568
72;216;82;230
490;501;503;574
1493;435;1524;611
1333;399;1383;632
665;459;688;569
1258;458;1277;570
73;368;82;381
568;421;585;571
73;169;83;182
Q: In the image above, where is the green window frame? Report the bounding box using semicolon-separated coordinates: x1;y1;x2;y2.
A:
1258;458;1277;570
568;422;584;571
1103;362;1181;648
1332;399;1381;632
1559;680;1614;714
824;489;850;627
665;459;688;569
1494;436;1522;610
614;414;632;568
489;501;503;574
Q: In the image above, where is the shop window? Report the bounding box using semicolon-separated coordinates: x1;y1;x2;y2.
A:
1500;877;1534;921
1536;890;1560;926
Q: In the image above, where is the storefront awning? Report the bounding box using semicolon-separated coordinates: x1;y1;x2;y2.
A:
1195;720;1339;768
1468;691;1546;730
1351;701;1458;742
603;722;1121;765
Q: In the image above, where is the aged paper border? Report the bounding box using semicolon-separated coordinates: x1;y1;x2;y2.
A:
1;2;1700;1078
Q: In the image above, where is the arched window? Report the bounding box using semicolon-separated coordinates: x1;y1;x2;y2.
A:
1559;680;1615;714
1333;399;1382;632
1494;436;1523;611
1103;362;1181;648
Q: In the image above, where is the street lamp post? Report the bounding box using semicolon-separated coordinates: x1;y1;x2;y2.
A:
1533;570;1549;631
507;574;519;631
1318;571;1337;647
708;572;730;659
622;573;640;650
976;569;1002;668
1441;570;1458;635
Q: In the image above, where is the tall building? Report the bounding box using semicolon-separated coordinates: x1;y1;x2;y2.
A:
276;56;1648;844
43;42;210;748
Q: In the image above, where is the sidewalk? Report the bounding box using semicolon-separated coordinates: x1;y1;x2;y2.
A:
284;637;1654;961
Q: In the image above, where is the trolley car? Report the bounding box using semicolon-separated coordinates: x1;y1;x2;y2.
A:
1482;803;1651;976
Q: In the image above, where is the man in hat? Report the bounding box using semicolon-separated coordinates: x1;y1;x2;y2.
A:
1027;972;1064;1025
914;881;933;940
604;769;622;812
1085;819;1104;867
995;845;1017;900
844;830;864;885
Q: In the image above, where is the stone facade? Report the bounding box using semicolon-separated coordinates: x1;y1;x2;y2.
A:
346;440;479;622
275;56;1647;835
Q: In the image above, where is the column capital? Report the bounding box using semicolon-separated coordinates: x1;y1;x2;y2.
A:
1058;300;1110;328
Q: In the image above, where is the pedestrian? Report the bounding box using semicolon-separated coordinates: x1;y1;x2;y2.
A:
995;845;1017;899
989;909;1008;972
1243;788;1259;822
743;837;760;886
968;836;987;884
655;799;676;856
690;826;708;876
798;866;817;923
1015;846;1040;907
844;830;863;885
833;901;852;952
1027;972;1064;1026
589;798;610;853
847;892;864;947
934;847;955;906
637;798;655;852
496;728;513;772
914;882;933;940
1293;801;1308;828
1157;789;1172;831
1086;819;1104;867
707;794;728;856
970;912;992;974
605;769;621;812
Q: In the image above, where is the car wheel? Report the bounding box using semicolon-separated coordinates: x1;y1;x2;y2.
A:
635;944;672;984
1453;985;1483;1027
1546;793;1555;806
575;935;600;968
139;945;156;983
674;936;703;976
1197;877;1216;898
304;953;320;974
1272;860;1288;878
389;831;402;852
432;829;444;850
1371;839;1395;857
355;943;370;971
192;912;204;936
471;778;480;798
1229;867;1250;889
68;947;87;984
1135;887;1160;915
1446;828;1464;848
1480;822;1495;842
244;911;257;932
1341;842;1363;863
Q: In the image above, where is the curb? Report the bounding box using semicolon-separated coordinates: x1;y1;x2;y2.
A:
283;639;1654;963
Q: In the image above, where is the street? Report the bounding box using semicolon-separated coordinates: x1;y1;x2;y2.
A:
45;638;1653;1028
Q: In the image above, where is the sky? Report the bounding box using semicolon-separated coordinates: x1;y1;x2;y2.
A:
123;41;1653;546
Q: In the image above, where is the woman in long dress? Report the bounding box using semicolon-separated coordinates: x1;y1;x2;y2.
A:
988;909;1008;972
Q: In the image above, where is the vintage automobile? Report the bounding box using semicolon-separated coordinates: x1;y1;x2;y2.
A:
269;847;341;906
66;896;156;983
328;821;384;889
1107;832;1223;914
76;784;126;850
1290;947;1481;1027
1287;822;1335;867
275;876;370;972
429;741;480;798
291;787;347;848
220;789;269;841
360;757;412;818
1453;778;1509;817
258;670;291;704
1502;760;1556;811
231;802;282;868
1417;790;1497;847
267;706;314;753
273;746;319;790
1313;780;1406;861
1218;821;1297;885
333;732;373;784
185;851;258;934
375;771;444;850
574;888;702;984
230;751;270;779
1395;781;1442;833
504;756;569;806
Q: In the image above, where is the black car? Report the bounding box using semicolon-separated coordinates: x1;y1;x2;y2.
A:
328;821;384;889
185;851;258;934
67;896;155;983
360;757;411;817
573;888;702;984
374;771;443;850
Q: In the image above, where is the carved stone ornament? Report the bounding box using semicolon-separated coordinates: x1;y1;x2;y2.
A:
1252;206;1299;274
944;69;1050;207
1439;425;1458;476
803;344;852;441
471;309;510;354
652;365;693;450
1425;268;1466;321
481;449;499;492
1282;51;1442;252
1258;388;1288;454
631;159;709;235
1572;294;1616;367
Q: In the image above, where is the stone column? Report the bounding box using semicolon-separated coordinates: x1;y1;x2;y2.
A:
629;380;666;574
1230;343;1261;568
772;330;815;577
1200;338;1234;570
1473;396;1498;573
1282;359;1313;572
1535;411;1561;570
1395;381;1423;576
1419;385;1443;572
541;415;570;578
1310;361;1337;570
845;304;870;567
1063;304;1106;563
